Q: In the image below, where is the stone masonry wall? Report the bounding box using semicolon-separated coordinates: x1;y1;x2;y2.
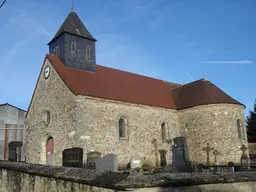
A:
178;104;247;165
25;59;77;165
61;96;180;169
25;58;180;168
25;57;248;168
1;161;256;192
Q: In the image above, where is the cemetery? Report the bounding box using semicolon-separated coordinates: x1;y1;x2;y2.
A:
57;136;254;176
5;135;256;192
1;147;256;192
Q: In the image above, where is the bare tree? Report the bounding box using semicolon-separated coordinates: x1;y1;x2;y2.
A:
0;0;7;9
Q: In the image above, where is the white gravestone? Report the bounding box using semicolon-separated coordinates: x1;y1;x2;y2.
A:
130;155;141;169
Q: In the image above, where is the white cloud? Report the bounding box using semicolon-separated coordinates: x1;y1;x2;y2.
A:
201;60;254;64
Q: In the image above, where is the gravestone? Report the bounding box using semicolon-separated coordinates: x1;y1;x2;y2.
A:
228;162;235;172
203;143;214;165
62;147;83;168
46;154;56;165
240;144;250;171
213;149;221;165
87;151;101;169
197;164;204;172
95;153;117;172
172;136;192;172
159;150;167;167
130;155;141;169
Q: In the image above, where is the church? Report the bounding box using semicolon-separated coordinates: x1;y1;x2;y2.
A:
25;8;248;169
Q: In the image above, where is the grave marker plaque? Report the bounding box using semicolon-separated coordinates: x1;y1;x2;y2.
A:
62;147;83;168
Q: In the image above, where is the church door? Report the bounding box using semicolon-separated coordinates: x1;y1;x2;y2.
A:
46;137;55;165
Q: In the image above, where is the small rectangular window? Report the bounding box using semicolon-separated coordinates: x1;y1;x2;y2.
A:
86;47;91;56
56;46;60;55
71;42;76;54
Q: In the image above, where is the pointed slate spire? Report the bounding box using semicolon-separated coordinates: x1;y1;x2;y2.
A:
48;11;96;45
48;9;97;72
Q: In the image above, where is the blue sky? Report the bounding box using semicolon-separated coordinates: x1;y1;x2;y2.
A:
0;0;255;117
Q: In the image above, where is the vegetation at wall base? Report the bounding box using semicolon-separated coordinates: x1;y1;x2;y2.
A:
246;99;256;140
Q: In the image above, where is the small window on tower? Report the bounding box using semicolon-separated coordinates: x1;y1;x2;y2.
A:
71;42;76;53
86;47;91;56
56;46;60;55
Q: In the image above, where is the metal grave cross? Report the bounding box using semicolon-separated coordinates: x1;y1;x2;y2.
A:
213;149;221;165
203;143;214;165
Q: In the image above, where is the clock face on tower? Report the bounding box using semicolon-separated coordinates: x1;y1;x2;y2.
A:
44;66;50;79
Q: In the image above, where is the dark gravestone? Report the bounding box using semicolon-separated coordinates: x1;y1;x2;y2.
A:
95;153;117;172
87;151;101;169
172;137;192;172
8;141;22;162
228;162;235;172
197;164;204;173
62;147;83;168
159;150;167;167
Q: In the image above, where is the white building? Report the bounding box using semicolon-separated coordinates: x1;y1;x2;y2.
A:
0;103;26;161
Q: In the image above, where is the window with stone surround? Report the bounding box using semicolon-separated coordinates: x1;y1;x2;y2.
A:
161;123;167;141
71;42;76;54
237;119;242;139
86;46;91;56
56;45;60;55
118;117;127;139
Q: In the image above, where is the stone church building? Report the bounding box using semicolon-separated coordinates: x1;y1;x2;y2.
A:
25;9;248;169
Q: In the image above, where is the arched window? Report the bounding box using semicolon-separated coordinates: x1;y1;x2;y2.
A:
119;117;127;138
161;123;167;141
44;111;50;126
237;119;242;139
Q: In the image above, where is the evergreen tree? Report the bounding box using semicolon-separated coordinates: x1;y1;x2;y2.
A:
246;99;256;140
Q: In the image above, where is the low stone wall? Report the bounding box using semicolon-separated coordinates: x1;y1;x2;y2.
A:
1;161;256;192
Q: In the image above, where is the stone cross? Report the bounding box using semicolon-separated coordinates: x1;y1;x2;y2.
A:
240;144;248;157
203;143;214;165
213;149;221;165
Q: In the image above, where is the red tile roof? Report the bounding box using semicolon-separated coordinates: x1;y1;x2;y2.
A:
46;54;177;109
44;54;244;110
172;79;244;110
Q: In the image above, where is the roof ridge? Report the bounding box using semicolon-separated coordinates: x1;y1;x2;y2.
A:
172;78;205;91
96;64;178;84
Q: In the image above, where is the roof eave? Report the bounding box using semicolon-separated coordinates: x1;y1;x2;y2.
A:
47;31;97;45
177;102;246;111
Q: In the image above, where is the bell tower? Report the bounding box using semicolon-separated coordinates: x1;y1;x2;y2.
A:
48;7;97;72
